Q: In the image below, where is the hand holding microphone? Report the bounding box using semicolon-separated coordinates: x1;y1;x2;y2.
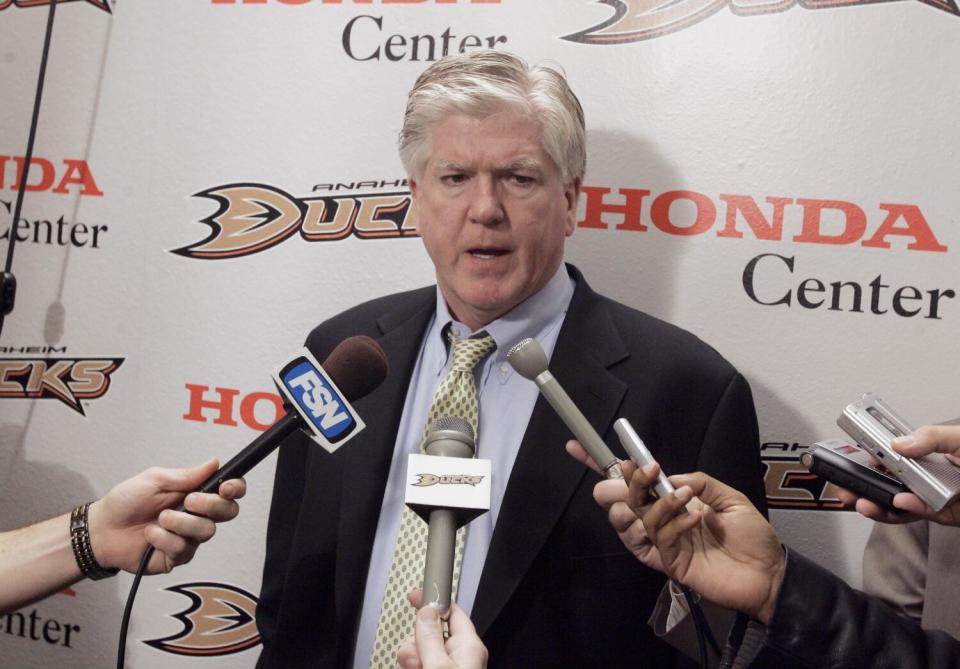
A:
184;334;389;502
118;335;389;668
398;589;488;669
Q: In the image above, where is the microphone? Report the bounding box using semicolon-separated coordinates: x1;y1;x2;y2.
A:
507;337;623;479
185;335;388;500
117;335;388;669
405;416;491;615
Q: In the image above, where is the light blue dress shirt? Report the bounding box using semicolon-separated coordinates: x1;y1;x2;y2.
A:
351;265;576;668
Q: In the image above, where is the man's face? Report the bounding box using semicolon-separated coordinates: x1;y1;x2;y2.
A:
410;107;580;331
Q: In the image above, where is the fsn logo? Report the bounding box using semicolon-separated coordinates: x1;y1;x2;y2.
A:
273;350;366;453
281;361;355;441
286;366;351;433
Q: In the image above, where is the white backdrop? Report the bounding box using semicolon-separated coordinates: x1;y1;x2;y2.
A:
2;0;958;666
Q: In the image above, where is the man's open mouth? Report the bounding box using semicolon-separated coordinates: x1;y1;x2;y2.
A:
468;248;509;259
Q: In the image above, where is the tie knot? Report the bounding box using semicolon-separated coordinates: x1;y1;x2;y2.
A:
449;332;496;373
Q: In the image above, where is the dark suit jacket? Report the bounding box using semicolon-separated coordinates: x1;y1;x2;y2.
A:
734;548;960;668
256;265;768;668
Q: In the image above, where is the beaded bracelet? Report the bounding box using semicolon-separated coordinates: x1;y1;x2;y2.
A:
70;502;120;580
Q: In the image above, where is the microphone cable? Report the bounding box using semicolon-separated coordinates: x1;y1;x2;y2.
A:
682;585;722;667
1;0;58;336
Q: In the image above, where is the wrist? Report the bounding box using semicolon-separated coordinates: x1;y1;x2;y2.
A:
71;500;119;579
754;546;786;625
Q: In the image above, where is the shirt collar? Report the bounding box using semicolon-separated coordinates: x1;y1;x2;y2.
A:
430;264;576;370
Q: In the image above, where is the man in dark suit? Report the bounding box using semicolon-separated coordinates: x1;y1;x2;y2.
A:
256;50;767;668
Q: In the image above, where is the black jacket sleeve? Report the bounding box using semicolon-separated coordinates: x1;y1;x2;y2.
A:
745;548;960;668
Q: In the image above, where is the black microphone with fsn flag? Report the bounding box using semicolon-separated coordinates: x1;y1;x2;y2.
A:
116;335;389;669
405;415;491;615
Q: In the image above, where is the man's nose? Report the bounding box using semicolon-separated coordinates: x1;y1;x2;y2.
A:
467;177;504;225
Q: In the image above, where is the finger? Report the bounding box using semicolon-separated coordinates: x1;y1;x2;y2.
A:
833;486;859;507
396;633;422;669
445;603;487;663
644;486;701;550
413;605;450;667
158;508;217;543
218;478;247;500
608;501;639;533
625;463;659;513
183;491;240;523
565;440;603;475
144;524;197;570
854;497;914;524
407;588;424;609
592;478;628;511
891;492;930;516
146;458;220;494
446;602;479;638
668;472;745;511
643;485;694;535
893;425;960;458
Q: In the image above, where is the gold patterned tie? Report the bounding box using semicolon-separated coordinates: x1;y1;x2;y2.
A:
369;330;496;668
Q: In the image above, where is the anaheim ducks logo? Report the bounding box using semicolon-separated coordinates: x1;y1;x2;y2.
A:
564;0;958;44
0;0;112;13
414;473;486;487
173;183;417;259
146;582;261;657
0;357;123;416
761;443;846;511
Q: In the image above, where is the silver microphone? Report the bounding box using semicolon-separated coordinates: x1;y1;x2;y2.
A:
507;337;623;480
421;416;475;615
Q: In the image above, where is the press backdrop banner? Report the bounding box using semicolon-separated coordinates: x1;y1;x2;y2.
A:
1;1;958;666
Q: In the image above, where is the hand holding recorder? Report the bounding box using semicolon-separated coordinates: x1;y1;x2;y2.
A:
627;465;786;625
835;423;960;526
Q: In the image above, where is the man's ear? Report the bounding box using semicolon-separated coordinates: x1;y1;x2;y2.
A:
564;177;581;236
409;177;420;200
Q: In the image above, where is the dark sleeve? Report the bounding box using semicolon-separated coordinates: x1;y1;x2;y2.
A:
255;431;310;667
747;548;960;669
695;372;768;518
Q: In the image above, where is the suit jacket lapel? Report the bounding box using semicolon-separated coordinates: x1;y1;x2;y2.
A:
333;288;436;632
471;268;630;636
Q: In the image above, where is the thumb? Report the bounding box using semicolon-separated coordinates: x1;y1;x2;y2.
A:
414;606;449;666
153;458;220;493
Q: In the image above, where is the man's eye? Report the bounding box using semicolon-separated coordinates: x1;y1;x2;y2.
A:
509;174;535;186
441;174;467;185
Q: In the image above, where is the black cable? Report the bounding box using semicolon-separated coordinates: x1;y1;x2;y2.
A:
681;586;710;668
687;586;723;659
116;546;154;669
0;0;58;336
